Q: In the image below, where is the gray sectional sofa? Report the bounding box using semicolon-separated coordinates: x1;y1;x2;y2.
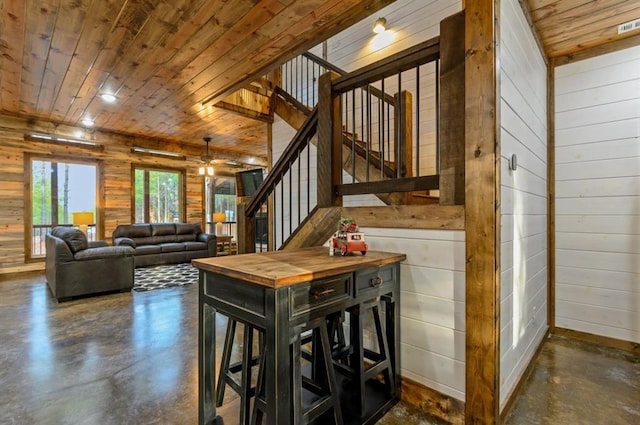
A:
112;223;216;267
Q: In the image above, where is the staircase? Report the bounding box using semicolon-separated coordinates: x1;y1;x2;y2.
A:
231;21;465;253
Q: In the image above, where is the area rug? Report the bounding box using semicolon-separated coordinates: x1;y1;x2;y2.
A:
133;263;199;292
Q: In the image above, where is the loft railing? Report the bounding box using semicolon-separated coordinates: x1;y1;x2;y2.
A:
240;108;319;252
241;36;445;252
329;36;441;196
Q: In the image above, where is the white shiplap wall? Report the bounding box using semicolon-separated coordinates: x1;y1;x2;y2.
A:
271;0;465;400
499;0;548;410
555;45;640;343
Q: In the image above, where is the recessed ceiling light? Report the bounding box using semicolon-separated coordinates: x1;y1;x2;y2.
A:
81;118;94;127
100;93;117;103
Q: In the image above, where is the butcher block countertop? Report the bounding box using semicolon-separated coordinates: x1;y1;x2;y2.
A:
192;246;406;288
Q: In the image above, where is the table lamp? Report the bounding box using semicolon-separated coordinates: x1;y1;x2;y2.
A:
213;212;226;236
73;211;94;236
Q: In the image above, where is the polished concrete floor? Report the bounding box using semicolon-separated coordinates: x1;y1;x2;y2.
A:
1;272;638;424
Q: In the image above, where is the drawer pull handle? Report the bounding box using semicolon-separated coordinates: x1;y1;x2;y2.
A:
312;288;335;298
370;275;383;287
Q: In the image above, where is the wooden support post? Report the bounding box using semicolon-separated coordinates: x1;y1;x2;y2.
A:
237;200;255;254
464;0;500;424
317;71;342;208
547;60;556;332
267;124;275;251
394;90;413;177
439;10;466;205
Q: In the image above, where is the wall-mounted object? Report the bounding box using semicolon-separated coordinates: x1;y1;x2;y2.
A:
509;153;518;171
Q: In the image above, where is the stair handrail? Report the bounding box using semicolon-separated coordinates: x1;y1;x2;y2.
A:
301;52;396;107
245;107;318;218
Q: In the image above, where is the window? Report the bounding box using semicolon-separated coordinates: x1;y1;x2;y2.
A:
29;158;98;259
205;177;236;237
134;167;184;223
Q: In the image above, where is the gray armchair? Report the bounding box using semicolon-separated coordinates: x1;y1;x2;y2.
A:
45;227;135;301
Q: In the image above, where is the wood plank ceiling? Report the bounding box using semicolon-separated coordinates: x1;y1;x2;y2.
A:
0;0;394;162
0;0;638;163
526;0;640;58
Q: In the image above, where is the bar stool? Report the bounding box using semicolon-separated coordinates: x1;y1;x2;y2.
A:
345;295;395;418
216;317;263;425
251;315;344;425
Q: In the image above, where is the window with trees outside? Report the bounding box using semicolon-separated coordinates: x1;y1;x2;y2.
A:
134;167;184;223
30;158;97;259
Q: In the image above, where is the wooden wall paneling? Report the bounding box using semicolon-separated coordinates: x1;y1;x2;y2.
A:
21;0;59;114
464;0;501;423
37;0;91;114
0;0;26;112
553;33;640;67
342;205;464;230
400;377;465;425
0;114;206;272
439;10;466;206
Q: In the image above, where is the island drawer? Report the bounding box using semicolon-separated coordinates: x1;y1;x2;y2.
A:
290;273;352;317
354;264;396;298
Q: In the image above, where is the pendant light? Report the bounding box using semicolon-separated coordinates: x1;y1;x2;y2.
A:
198;137;215;177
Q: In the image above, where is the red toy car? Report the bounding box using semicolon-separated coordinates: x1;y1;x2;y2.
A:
331;231;368;256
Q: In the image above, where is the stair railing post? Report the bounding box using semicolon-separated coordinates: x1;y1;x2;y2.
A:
394;90;413;178
237;199;255;254
317;71;342;208
439;11;466;205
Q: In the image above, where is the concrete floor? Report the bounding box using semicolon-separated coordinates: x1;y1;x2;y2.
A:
1;272;638;424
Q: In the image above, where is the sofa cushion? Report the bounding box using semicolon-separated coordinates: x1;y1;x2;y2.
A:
52;227;88;254
183;241;208;252
174;223;196;242
159;242;185;253
74;246;133;261
134;245;162;255
113;224;151;238
151;223;175;236
176;223;197;234
114;237;136;248
152;234;179;244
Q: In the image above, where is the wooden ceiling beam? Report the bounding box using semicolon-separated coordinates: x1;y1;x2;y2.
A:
213;101;274;124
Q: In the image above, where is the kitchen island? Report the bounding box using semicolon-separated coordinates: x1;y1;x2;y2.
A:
194;246;406;425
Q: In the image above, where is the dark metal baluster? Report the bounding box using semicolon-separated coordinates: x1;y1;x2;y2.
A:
351;89;356;183
435;59;440;175
297;155;301;227
289;167;292;237
397;71;402;178
416;65;420;176
307;139;310;215
280;176;284;249
366;85;371;182
381;78;385;180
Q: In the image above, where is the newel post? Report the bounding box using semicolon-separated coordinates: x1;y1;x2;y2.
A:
394;90;413;177
439;10;466;205
317;71;342;208
237;198;255;254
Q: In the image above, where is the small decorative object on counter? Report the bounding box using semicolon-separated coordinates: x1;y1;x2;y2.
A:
331;217;368;256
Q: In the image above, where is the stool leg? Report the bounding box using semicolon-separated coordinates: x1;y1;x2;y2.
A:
240;325;255;425
372;304;395;395
216;318;236;406
348;305;366;417
251;346;266;425
319;319;344;425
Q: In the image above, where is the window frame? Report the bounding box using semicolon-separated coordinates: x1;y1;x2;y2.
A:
131;164;186;224
24;153;103;261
